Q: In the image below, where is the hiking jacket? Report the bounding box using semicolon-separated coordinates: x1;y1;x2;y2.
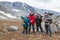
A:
28;15;35;24
35;16;42;24
44;15;52;25
21;16;30;28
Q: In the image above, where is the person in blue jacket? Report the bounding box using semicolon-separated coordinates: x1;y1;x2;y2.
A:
21;16;30;34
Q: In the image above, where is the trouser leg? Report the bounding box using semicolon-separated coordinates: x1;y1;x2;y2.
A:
39;24;43;32
25;27;28;34
48;24;52;36
22;27;26;34
26;29;28;34
32;24;35;33
45;25;48;34
36;24;39;32
29;23;31;33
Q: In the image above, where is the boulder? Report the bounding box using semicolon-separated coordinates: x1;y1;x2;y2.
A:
8;26;19;31
42;22;59;33
2;29;8;33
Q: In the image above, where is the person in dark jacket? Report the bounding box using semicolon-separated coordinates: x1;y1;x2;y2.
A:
44;13;52;36
35;14;43;32
28;11;35;33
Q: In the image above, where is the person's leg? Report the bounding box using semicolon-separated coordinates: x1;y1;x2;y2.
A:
25;27;28;34
26;29;28;34
32;24;35;33
39;24;43;32
48;24;52;36
22;27;26;34
29;23;31;33
36;24;39;32
45;25;48;34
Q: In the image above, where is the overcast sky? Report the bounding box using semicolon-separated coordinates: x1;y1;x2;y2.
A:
0;0;60;12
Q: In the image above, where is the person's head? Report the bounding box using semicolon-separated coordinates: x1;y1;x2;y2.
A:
36;13;41;18
36;13;39;16
44;12;48;16
29;11;34;16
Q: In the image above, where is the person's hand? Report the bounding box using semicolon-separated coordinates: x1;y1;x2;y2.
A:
30;20;33;23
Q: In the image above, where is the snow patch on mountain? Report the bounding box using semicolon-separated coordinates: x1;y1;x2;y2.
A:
12;9;20;12
0;10;17;19
4;13;17;18
0;16;7;19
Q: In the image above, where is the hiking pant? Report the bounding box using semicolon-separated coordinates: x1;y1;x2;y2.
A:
22;24;28;34
29;23;35;33
45;24;52;36
36;23;43;32
23;26;28;34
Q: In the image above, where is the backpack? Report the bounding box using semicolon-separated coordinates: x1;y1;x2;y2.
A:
21;16;30;24
21;16;30;28
24;17;30;24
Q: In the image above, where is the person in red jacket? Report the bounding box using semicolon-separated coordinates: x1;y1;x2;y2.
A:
28;11;35;33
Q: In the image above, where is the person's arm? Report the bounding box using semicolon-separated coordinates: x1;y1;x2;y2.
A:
43;16;47;22
40;16;42;22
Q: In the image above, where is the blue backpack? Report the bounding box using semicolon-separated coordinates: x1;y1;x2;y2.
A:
21;16;30;23
24;17;30;24
21;16;30;28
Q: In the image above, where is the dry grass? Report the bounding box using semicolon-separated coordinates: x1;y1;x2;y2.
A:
0;20;60;40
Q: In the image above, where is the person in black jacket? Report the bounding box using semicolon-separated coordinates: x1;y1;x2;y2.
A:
35;14;43;32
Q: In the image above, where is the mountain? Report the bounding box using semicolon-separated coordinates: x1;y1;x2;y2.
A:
0;1;60;34
0;1;60;20
0;1;36;13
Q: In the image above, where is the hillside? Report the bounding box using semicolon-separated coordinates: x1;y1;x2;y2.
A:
0;20;60;40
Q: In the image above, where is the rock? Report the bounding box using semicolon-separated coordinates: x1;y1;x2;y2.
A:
0;32;3;35
2;29;8;33
0;27;3;32
8;26;19;31
11;38;16;40
50;24;58;33
1;25;8;33
42;22;59;33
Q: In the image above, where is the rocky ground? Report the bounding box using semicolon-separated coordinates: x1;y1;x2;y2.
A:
0;20;60;40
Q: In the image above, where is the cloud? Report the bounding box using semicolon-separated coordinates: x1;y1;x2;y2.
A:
34;0;51;3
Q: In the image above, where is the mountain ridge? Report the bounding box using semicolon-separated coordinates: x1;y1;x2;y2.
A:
0;1;60;20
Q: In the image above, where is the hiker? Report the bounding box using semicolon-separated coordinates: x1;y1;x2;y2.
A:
44;12;52;36
35;14;43;32
21;16;30;34
28;11;35;33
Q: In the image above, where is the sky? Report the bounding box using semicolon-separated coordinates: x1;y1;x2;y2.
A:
0;0;60;12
